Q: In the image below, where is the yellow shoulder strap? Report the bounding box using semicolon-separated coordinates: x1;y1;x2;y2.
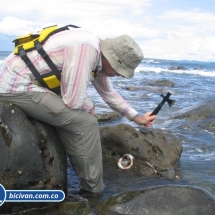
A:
13;25;58;54
38;25;58;43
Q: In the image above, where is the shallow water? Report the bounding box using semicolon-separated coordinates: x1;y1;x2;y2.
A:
84;58;215;197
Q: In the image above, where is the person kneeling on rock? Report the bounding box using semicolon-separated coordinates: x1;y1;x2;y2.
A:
0;26;156;194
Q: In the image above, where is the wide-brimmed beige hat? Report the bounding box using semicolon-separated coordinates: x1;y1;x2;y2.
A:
101;35;143;78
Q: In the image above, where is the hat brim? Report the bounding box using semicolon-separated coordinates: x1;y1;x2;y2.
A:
101;39;134;78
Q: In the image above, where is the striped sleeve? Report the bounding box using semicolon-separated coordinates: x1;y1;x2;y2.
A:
92;72;138;120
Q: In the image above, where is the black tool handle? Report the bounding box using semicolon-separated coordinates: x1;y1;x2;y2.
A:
150;92;171;116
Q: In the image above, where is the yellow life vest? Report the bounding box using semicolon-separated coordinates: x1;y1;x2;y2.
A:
13;24;80;95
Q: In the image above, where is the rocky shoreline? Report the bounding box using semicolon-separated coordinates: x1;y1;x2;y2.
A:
0;93;215;214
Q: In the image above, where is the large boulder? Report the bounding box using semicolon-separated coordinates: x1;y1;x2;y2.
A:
96;185;215;215
100;124;183;179
0;102;67;213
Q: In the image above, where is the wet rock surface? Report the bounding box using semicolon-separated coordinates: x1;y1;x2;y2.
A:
100;124;182;179
11;196;95;215
0;101;215;214
147;79;175;87
6;185;215;215
171;103;215;133
168;66;187;70
96;185;215;215
121;78;175;94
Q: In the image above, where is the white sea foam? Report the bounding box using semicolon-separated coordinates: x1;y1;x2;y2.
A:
144;59;160;64
189;151;215;161
195;148;204;153
135;66;215;77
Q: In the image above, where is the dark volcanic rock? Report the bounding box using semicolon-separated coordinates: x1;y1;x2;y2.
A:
100;124;182;179
96;185;215;215
0;102;67;214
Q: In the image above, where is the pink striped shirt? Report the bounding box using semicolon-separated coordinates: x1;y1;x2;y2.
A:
0;28;138;120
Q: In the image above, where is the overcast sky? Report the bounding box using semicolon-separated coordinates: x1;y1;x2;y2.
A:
0;0;214;61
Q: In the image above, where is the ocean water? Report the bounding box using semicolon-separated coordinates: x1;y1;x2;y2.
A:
1;51;215;197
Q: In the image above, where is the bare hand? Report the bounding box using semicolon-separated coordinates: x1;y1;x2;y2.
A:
133;112;157;128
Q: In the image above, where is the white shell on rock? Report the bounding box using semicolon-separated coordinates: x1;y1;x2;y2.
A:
117;154;134;169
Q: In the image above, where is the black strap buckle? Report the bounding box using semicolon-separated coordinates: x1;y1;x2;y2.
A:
34;40;47;58
18;47;28;61
18;47;32;67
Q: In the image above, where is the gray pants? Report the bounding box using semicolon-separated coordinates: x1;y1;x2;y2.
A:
0;92;105;193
